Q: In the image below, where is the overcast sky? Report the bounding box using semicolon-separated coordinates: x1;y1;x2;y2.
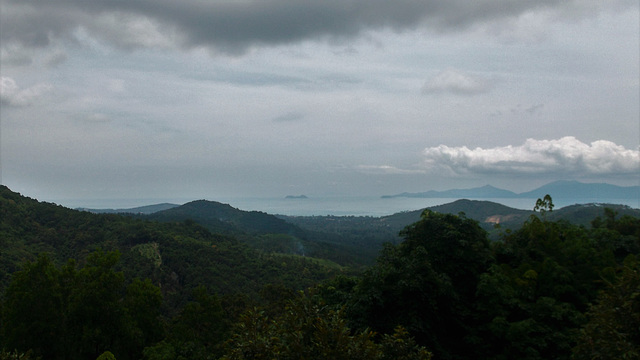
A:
1;0;638;206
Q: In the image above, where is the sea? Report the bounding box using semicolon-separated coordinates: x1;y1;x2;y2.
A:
216;196;640;217
64;196;639;217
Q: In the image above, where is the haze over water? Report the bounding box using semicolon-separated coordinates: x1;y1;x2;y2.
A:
61;196;639;217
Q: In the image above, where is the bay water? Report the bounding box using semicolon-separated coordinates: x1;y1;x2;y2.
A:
63;195;639;217
216;196;639;217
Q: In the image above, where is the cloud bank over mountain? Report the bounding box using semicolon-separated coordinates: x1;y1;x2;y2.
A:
423;137;640;176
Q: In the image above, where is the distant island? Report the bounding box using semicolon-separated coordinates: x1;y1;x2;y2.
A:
382;180;639;200
285;195;309;199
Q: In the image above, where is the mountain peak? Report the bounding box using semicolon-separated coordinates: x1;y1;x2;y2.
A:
382;184;517;199
382;180;639;201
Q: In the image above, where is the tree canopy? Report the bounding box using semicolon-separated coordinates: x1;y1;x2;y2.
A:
1;188;638;359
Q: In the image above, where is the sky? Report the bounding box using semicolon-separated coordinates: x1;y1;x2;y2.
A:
1;0;639;207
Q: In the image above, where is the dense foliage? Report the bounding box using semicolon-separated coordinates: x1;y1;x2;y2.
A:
144;200;373;266
1;185;639;359
2;251;162;360
0;186;343;298
318;203;639;360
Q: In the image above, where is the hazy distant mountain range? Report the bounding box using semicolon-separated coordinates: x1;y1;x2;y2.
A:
72;185;639;250
382;180;639;200
380;199;640;231
78;203;179;214
78;180;638;218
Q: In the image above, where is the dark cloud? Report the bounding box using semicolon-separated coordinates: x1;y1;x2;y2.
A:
44;51;68;67
3;0;633;54
0;47;34;67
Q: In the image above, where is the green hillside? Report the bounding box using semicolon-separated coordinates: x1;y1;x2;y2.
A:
0;185;343;298
2;185;639;360
143;200;371;265
283;199;640;257
147;200;302;235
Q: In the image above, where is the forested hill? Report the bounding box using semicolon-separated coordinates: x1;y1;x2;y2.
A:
282;199;640;249
143;199;372;265
0;185;353;359
380;199;532;230
2;184;640;360
0;185;343;296
382;199;640;229
146;199;305;236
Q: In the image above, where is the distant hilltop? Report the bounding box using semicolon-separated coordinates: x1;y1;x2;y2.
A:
78;203;179;214
382;180;639;200
285;195;309;199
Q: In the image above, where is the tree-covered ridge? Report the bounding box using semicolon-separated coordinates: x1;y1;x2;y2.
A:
79;203;180;215
282;199;640;252
2;186;351;358
142;199;375;265
315;206;639;360
146;199;302;236
2;185;639;359
0;185;345;294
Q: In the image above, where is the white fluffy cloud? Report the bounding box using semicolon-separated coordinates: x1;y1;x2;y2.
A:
356;165;425;175
422;69;490;95
423;137;640;175
0;76;52;107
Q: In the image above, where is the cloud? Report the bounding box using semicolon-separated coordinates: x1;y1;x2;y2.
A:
84;12;182;50
0;76;52;107
1;0;636;54
272;112;305;123
524;103;544;114
0;41;68;68
43;50;68;67
356;165;425;175
422;137;640;175
0;44;34;67
422;69;490;96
